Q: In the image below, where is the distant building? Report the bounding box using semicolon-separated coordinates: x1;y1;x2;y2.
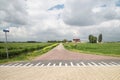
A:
73;39;80;43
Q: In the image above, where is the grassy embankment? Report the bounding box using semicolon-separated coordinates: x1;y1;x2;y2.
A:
0;43;58;63
64;42;120;57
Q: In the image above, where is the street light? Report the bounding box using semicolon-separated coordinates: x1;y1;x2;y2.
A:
3;29;9;59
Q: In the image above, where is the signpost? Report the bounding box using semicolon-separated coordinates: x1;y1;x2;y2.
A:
3;29;9;59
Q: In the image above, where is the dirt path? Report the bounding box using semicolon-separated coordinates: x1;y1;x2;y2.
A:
34;43;119;60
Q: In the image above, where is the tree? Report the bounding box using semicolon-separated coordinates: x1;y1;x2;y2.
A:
93;36;97;43
63;39;67;43
89;35;93;43
98;34;102;43
88;35;97;43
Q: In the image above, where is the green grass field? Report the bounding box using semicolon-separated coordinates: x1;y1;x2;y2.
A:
64;42;120;57
0;43;58;63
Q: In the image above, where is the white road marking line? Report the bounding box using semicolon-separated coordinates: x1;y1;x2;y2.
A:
16;64;23;66
40;64;44;67
53;63;56;66
109;63;116;66
70;62;74;66
65;63;68;67
76;63;80;66
28;64;34;67
12;63;19;66
111;62;120;65
47;63;51;66
59;62;62;67
98;63;105;66
34;62;41;66
6;64;13;66
23;63;30;66
80;62;86;66
101;62;109;66
91;62;98;66
88;63;93;66
0;64;8;67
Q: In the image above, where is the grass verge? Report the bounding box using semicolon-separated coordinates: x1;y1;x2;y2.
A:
0;43;58;64
64;42;120;57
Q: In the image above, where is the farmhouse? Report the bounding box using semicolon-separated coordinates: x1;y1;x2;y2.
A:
73;39;80;43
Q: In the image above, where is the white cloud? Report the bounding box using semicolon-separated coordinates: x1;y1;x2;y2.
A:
62;0;120;26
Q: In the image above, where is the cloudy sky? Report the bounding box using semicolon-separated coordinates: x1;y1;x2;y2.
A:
0;0;120;42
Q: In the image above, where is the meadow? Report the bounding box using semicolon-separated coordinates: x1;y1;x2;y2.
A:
0;42;58;63
64;42;120;57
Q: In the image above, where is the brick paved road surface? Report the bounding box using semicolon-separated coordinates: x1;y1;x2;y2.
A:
0;66;120;80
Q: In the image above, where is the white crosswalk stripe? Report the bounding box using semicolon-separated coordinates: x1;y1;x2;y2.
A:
47;63;51;66
101;62;109;66
12;63;19;66
76;63;80;66
23;63;30;66
52;63;56;66
98;63;105;66
80;62;86;66
40;64;44;67
28;64;34;67
34;62;41;66
70;62;74;66
88;63;93;66
109;63;116;66
91;62;98;66
65;63;68;67
16;64;23;66
111;62;120;66
59;62;62;67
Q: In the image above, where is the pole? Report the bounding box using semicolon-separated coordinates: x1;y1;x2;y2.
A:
5;32;9;59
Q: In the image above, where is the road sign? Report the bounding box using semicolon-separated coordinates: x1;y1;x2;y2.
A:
3;29;9;32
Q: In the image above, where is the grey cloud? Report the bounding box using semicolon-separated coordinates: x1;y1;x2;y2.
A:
0;0;28;27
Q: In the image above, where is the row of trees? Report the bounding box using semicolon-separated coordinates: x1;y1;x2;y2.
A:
47;39;72;43
89;34;102;43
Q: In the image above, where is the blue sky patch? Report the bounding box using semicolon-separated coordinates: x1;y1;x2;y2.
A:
48;4;64;10
116;0;120;7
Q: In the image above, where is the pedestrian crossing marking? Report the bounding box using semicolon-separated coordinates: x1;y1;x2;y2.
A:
40;64;44;67
76;63;80;66
70;62;74;66
12;63;19;66
111;62;120;65
65;63;68;67
88;63;93;66
28;64;34;67
53;63;56;66
34;62;41;66
16;64;23;66
23;63;30;66
59;62;62;66
91;62;98;66
0;61;120;67
47;63;51;66
80;62;86;66
98;63;105;66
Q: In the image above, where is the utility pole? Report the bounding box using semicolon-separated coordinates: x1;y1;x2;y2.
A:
3;29;9;59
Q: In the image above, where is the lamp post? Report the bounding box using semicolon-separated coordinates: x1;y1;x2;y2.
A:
3;29;9;59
